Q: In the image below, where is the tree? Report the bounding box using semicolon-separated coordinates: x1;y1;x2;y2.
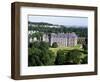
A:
81;55;88;64
39;41;49;50
52;42;58;48
28;41;55;66
28;47;43;66
83;44;87;50
65;49;83;64
32;41;40;48
31;32;43;41
55;50;66;65
41;50;55;65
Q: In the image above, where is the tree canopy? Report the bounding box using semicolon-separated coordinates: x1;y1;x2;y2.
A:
28;41;55;66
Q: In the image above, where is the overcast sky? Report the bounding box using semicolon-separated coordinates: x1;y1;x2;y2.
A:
28;15;88;27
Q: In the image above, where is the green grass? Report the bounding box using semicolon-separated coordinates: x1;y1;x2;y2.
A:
49;44;82;55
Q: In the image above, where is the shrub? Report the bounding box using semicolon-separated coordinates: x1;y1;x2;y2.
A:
52;42;58;48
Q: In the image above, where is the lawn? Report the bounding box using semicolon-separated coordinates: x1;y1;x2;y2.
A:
49;44;82;55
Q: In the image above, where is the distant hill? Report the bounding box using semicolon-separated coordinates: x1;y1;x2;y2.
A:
28;21;87;28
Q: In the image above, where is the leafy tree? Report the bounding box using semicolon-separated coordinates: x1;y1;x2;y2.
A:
55;50;66;65
81;55;88;64
55;49;84;65
39;41;49;50
41;50;55;65
65;49;83;64
28;47;43;66
31;41;40;48
31;32;43;41
83;44;87;50
83;38;88;50
28;41;55;66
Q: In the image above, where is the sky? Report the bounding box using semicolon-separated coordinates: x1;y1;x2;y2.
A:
28;15;88;27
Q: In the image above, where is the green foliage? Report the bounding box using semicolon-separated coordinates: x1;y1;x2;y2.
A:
81;55;88;64
66;49;83;64
31;32;43;41
28;22;88;37
55;49;87;65
29;41;88;66
55;50;66;65
39;41;49;50
28;48;43;66
28;41;55;66
83;44;87;50
41;50;55;65
52;42;58;48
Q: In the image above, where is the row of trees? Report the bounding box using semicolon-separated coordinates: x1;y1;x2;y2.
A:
28;22;87;37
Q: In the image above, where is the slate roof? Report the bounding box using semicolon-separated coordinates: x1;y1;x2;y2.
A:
51;32;77;38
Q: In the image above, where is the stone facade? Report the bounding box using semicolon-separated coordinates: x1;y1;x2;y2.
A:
43;32;78;47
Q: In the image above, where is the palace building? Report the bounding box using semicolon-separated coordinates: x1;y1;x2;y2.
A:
43;32;78;47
